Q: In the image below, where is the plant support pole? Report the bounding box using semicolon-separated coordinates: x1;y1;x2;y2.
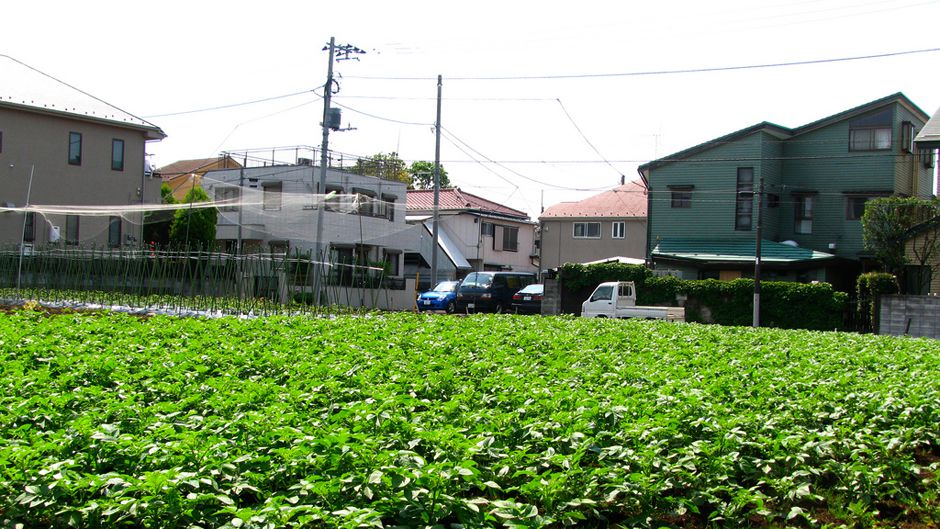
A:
16;165;34;294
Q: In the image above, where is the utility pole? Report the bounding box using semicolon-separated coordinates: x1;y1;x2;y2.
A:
315;37;337;267
313;37;364;305
430;75;442;287
753;177;765;328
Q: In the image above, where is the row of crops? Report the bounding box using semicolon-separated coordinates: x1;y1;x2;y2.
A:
1;310;938;528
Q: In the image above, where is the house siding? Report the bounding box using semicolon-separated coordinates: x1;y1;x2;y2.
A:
648;132;767;255
0;105;159;247
540;217;646;270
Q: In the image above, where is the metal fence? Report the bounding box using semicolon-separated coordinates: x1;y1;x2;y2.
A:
0;244;401;316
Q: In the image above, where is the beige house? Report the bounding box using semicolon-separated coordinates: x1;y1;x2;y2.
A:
405;188;538;285
539;181;648;271
0;56;165;248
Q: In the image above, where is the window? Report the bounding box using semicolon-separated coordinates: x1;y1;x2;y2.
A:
215;186;240;212
611;221;625;239
794;195;814;234
353;190;376;216
381;194;396;221
734;168;754;231
108;216;122;247
849;108;892;151
325;185;343;212
669;186;693;208
767;193;780;208
481;222;495;236
382;250;401;276
111;139;125;171
922;148;936;169
68;132;82;165
66;215;80;245
263;182;282;211
502;226;519;252
845;196;869;221
23;212;34;242
901;121;914;153
573;222;601;238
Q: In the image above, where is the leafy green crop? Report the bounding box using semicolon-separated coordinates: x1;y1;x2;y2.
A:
0;312;937;528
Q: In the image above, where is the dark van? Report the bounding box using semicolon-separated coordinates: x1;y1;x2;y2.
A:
455;271;537;313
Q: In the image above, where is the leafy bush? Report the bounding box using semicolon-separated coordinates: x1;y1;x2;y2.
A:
856;272;899;332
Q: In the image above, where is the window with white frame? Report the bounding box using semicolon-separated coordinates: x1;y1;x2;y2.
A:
611;221;625;239
794;194;815;234
573;222;601;239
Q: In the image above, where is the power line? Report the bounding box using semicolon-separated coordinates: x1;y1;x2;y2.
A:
143;89;320;118
345;46;940;81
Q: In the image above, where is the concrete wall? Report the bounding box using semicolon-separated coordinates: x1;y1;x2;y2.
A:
541;278;561;315
879;295;940;338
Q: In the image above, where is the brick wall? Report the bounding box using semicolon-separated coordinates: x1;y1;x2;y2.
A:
879;295;940;338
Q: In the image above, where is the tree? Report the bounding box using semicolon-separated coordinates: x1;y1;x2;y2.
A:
861;196;940;291
353;152;410;185
169;186;217;250
143;183;177;246
408;161;450;190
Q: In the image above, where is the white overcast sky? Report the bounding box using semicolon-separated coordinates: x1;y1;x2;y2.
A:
4;0;940;218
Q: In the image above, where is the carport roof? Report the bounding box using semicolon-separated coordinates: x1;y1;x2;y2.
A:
652;239;835;264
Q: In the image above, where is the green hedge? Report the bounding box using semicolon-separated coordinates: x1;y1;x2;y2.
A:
559;263;848;330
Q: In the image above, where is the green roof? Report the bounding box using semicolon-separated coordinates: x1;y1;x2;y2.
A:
652;239;836;264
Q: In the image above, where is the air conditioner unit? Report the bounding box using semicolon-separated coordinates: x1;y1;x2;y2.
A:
49;225;61;242
20;243;33;256
298;157;313;166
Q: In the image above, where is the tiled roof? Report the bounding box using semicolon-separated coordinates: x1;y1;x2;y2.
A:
406;188;529;219
157;157;240;179
0;54;164;137
540;180;647;219
652;238;835;264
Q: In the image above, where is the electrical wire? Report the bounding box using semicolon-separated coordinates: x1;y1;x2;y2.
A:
344;46;940;81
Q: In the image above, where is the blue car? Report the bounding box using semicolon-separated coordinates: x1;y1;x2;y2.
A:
416;280;460;313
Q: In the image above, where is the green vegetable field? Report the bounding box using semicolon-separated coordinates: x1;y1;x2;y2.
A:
1;311;938;528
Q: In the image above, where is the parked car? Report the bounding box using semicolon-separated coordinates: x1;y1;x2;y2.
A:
455;272;537;313
511;283;544;314
416;280;461;313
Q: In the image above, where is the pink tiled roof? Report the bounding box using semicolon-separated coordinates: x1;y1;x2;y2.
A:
539;180;647;219
407;188;529;219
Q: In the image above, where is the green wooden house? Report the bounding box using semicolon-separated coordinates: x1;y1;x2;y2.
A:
638;93;934;291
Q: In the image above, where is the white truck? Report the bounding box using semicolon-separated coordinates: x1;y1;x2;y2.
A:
581;281;685;321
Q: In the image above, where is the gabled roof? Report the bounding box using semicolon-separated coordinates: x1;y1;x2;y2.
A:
915;105;940;149
791;92;928;136
406;188;529;220
0;54;165;139
652;238;835;264
540;180;647;220
638;93;928;174
637;122;791;173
